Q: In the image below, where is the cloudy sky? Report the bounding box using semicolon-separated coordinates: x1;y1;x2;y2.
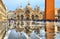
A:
2;0;60;11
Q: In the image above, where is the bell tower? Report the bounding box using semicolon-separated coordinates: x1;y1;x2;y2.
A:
45;0;55;20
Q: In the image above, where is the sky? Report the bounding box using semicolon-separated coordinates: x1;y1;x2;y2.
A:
2;0;60;11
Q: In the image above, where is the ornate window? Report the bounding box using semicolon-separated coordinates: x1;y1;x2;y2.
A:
25;10;30;14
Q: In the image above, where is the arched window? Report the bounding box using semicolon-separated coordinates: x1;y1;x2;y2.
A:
35;15;38;18
32;15;34;20
25;10;30;14
27;10;30;14
26;15;30;20
35;15;39;20
17;15;20;20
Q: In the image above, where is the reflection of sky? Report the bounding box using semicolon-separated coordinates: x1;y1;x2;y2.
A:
2;0;60;11
4;29;45;39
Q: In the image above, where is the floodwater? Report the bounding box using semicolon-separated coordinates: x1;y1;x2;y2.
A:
4;29;60;39
4;21;60;39
4;29;45;39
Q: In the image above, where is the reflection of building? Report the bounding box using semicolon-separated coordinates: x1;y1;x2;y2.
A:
55;22;60;32
55;8;60;32
0;0;7;21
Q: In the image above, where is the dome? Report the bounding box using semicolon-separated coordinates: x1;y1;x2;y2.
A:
16;6;24;13
26;3;32;10
26;5;31;8
34;5;40;10
19;5;23;10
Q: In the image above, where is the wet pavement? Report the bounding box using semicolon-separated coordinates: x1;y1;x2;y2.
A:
4;29;60;39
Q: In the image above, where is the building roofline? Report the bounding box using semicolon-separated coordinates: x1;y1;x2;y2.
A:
0;0;6;10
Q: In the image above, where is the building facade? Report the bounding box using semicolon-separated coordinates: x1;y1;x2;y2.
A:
55;8;60;20
15;3;44;27
0;0;7;21
7;11;16;29
55;8;60;32
0;0;7;38
15;3;44;21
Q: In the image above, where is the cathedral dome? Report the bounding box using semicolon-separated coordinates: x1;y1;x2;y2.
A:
26;3;32;10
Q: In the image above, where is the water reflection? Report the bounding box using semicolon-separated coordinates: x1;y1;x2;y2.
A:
8;29;27;39
4;21;60;39
4;29;60;39
55;33;60;39
4;28;45;39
